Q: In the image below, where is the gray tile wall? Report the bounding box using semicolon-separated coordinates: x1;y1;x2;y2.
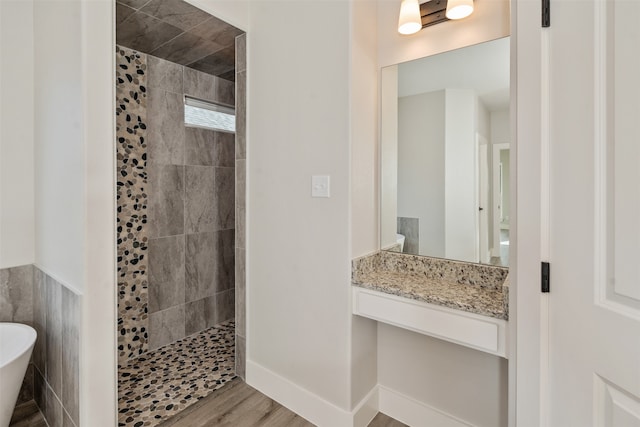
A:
0;265;80;427
143;50;236;351
34;269;80;427
397;217;420;255
0;265;34;324
235;33;247;380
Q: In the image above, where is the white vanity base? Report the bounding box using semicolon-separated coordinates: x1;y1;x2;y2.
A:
352;287;508;358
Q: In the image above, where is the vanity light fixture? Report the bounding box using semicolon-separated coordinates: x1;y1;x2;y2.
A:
445;0;474;20
398;0;473;35
398;0;422;35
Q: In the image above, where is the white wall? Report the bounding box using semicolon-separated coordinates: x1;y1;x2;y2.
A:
351;0;380;260
378;324;508;427
378;0;510;68
397;91;445;257
491;109;510;228
491;109;510;143
444;89;477;262
79;1;117;424
33;0;117;424
0;0;35;269
377;1;510;425
349;0;379;409
478;100;491;141
1;2;117;425
186;0;248;30
34;0;85;290
500;148;511;224
246;0;353;412
380;66;398;250
478;100;493;251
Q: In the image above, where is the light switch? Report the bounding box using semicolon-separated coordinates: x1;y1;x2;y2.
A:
311;175;330;198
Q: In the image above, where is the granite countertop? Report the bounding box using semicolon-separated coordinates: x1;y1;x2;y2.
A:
352;251;509;320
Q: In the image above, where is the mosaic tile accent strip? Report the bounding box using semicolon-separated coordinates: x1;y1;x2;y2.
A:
116;45;150;363
118;321;236;427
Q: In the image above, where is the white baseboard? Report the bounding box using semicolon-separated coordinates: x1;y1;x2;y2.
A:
352;387;379;427
247;361;377;427
247;361;476;427
378;386;474;427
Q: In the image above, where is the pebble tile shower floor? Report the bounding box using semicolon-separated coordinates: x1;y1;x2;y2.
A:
118;321;236;427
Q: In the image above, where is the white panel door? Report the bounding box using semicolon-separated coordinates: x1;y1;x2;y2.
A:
545;0;640;424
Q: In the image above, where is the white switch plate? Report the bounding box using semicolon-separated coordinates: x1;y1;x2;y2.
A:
311;175;330;198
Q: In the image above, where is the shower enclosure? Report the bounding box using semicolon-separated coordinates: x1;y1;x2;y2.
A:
114;2;246;425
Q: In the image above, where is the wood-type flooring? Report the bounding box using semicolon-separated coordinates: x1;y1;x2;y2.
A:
159;378;407;427
9;380;407;427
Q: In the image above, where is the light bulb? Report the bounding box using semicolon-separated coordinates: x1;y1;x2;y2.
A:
445;0;474;20
398;0;422;35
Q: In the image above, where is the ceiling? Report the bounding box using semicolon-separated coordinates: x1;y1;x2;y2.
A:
397;37;510;111
116;0;244;82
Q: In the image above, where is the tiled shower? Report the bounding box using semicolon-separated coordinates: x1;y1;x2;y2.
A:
115;1;246;425
116;46;236;360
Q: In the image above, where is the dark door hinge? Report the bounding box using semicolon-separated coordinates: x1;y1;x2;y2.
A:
542;0;550;27
541;262;550;293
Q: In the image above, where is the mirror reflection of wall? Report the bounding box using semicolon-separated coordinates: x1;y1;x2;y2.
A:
381;37;510;267
495;144;510;266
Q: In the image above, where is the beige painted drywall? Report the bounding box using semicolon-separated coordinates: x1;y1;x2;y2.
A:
378;323;508;427
32;0;117;424
247;0;353;409
377;0;510;68
444;89;478;262
185;0;248;31
34;0;85;290
380;65;398;250
79;1;117;424
500;148;511;225
350;0;380;261
349;0;380;408
397;91;446;257
0;0;35;269
492;109;510;228
478;100;494;253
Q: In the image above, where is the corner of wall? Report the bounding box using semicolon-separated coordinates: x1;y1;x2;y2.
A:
349;0;380;416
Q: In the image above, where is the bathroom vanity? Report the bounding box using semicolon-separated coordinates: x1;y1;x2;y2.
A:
363;36;511;360
352;251;509;358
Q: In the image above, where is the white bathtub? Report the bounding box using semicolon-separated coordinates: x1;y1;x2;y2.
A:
0;323;37;427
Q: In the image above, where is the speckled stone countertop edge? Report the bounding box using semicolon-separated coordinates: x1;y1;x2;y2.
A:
352;251;510;321
377;251;509;290
352;278;507;320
